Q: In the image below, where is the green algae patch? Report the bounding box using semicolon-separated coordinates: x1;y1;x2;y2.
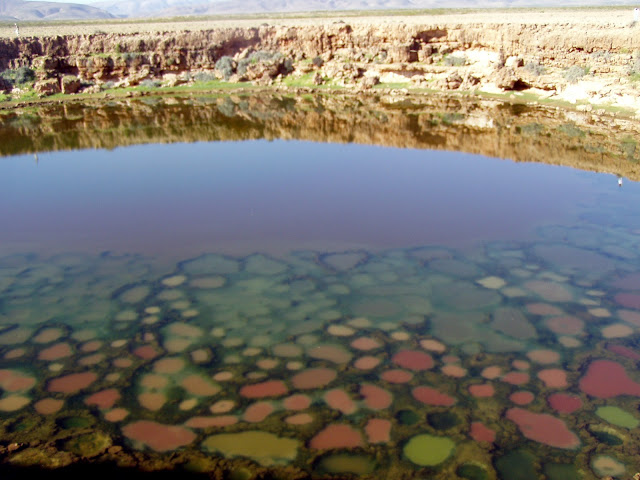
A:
316;453;376;475
201;431;299;466
403;434;455;466
595;406;639;428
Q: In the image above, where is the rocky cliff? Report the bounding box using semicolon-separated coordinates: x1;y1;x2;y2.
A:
0;18;639;113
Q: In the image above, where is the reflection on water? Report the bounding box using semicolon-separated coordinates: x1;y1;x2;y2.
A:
1;95;640;479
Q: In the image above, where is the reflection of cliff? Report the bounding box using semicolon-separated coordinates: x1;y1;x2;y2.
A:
1;93;639;179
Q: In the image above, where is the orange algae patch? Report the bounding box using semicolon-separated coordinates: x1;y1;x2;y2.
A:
505;408;580;449
81;340;102;353
79;353;105;366
213;371;233;381
470;422;495;443
381;369;413;384
502;372;530;385
283;394;312;411
361;384;392;410
286;413;313;425
244;401;275;422
365;418;391;444
442;364;467;378
419;339;446;353
324;389;357;414
0;370;36;392
354;356;381;370
526;303;563;316
104;408;129;422
512;360;530;370
292;368;337;389
113;358;133;368
133;345;160;360
5;348;26;360
392;350;434;371
33;328;64;344
538;369;568;388
153;357;185;374
412;386;456;406
122;420;196;452
48;372;98;394
0;395;30;411
210;400;235;414
309;424;364;449
38;342;73;361
469;384;495;398
138;392;166;411
181;375;220;396
481;366;502;380
510;391;534;405
140;374;169;389
85;389;120;409
527;349;560;364
34;398;64;415
240;380;288;399
351;337;382;351
307;344;352;364
545;316;584;335
185;416;238;428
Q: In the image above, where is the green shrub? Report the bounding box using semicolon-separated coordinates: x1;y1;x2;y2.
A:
563;65;589;84
139;79;161;89
215;56;235;80
524;61;545;76
0;66;36;86
193;71;217;83
443;54;466;66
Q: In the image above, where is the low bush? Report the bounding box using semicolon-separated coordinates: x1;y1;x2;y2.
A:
0;66;36;86
563;65;589;84
524;61;545;76
215;56;235;80
443;54;466;67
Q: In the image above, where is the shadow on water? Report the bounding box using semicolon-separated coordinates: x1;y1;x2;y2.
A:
0;93;639;179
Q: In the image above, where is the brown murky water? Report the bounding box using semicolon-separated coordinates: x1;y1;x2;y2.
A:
1;94;640;480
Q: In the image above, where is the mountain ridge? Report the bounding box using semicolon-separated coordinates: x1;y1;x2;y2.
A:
0;0;113;20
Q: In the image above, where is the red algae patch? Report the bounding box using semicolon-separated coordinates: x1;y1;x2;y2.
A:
525;281;572;302
361;384;393;410
412;386;456;406
240;380;288;399
325;389;357;414
607;344;640;360
244;401;275;422
133;345;160;360
34;398;64;415
579;359;640;398
0;370;36;392
509;391;534;405
309;424;365;449
619;309;640;327
153;357;186;374
104;408;129;422
122;420;196;451
283;394;312;411
526;349;561;364
512;360;530;371
392;350;434;371
48;372;98;394
469;384;495;398
185;415;238;428
354;356;381;370
381;369;413;384
81;340;102;353
113;358;133;368
85;389;120;409
545;316;584;335
307;344;353;364
292;368;337;390
548;393;582;414
470;422;496;443
526;303;563;316
365;418;391;444
538;369;568;388
286;413;313;425
501;372;530;385
181;375;220;396
38;342;73;361
506;408;580;449
351;337;382;351
615;292;640;309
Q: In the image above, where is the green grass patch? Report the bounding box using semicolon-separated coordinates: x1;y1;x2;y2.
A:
281;72;316;87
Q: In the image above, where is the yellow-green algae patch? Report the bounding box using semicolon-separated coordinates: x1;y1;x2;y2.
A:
403;434;455;466
201;431;299;466
595;406;640;428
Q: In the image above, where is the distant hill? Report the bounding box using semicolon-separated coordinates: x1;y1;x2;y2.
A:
93;0;638;18
0;0;114;20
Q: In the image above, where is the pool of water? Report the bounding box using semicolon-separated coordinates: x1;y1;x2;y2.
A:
1;102;640;480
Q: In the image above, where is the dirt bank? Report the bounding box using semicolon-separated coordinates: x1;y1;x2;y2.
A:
0;9;639;115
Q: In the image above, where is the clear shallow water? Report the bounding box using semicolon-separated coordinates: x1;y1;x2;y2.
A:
1;139;640;479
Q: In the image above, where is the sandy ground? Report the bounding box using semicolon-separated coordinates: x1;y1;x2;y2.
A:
0;8;638;38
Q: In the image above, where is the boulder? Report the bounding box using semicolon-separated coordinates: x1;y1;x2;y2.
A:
61;75;82;94
34;78;61;95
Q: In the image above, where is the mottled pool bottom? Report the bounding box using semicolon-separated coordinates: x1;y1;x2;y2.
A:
1;223;640;479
